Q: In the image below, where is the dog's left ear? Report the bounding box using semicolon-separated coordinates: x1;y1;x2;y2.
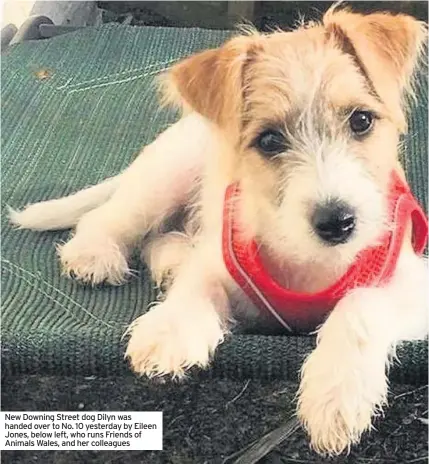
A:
161;35;262;138
324;8;427;128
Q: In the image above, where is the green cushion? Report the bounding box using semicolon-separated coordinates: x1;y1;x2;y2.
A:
1;24;427;384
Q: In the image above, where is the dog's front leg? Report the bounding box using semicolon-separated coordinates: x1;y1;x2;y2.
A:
297;250;428;456
125;244;229;377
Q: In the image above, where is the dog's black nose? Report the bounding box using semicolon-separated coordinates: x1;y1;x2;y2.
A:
311;200;356;245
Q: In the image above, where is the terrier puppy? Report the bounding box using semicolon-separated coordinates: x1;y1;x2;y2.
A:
10;6;428;456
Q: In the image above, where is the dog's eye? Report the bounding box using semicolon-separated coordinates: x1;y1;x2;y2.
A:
349;110;374;136
254;129;287;156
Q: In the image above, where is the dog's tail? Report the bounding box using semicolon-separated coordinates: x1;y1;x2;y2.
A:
9;176;120;231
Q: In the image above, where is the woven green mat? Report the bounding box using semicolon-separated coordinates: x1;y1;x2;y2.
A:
1;24;427;384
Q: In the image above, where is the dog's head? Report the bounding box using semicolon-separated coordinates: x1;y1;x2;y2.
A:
165;7;426;289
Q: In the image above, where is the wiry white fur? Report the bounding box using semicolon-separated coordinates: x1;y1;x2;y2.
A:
239;118;389;293
277;137;386;274
125;245;230;378
298;247;428;455
57;234;131;285
124;297;225;378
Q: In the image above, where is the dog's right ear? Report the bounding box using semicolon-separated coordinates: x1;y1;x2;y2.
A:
161;36;262;136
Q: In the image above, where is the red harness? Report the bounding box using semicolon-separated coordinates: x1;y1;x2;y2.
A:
222;171;428;333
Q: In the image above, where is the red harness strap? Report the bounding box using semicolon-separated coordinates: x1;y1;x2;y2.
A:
222;171;428;333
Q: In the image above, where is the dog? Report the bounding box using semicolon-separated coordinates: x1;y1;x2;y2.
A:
10;4;428;456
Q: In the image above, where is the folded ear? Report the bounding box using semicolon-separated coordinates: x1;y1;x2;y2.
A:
324;8;427;128
162;35;262;137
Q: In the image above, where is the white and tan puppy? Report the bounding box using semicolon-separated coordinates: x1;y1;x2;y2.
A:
10;6;428;456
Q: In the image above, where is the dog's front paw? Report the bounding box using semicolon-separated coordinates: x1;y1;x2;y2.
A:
58;235;130;285
297;345;388;456
125;299;225;378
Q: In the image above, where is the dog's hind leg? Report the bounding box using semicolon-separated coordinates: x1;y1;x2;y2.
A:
143;232;193;292
40;113;213;285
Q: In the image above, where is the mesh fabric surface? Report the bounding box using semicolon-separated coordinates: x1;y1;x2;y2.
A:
1;25;427;383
